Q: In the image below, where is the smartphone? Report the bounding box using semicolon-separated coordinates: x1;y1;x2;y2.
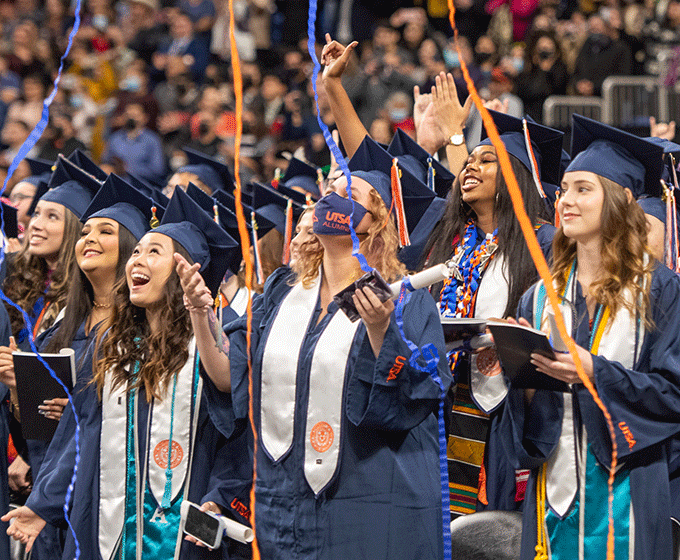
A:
180;501;225;549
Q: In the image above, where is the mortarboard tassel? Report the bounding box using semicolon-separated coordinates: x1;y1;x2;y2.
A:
316;168;324;188
427;157;436;192
282;198;294;265
251;211;264;284
554;191;560;228
213;204;220;224
149;206;160;229
305;192;313;206
272;168;281;189
522;119;546;200
391;158;411;248
670;154;680;273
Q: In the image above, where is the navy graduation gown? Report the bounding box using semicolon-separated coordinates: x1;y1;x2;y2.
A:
0;304;13;560
204;266;451;560
500;263;680;560
26;338;251;560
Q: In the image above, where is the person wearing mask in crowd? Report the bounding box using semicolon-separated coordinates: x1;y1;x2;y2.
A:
102;102;166;186
186;110;222;157
178;152;450;560
124;0;166;67
4;187;249;560
111;60;160;133
570;13;632;96
37;112;87;162
500;114;680;560
515;30;568;122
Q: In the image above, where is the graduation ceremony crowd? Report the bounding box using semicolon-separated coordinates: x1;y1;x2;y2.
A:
0;0;677;559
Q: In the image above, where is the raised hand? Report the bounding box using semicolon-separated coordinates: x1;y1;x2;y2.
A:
174;253;212;310
650;116;676;141
431;71;472;140
0;336;18;388
321;33;358;81
414;85;447;155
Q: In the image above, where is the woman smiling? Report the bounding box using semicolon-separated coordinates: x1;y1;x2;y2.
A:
500;115;680;560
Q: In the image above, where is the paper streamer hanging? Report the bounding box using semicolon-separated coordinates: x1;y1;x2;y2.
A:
445;2;618;558
307;0;371;275
226;0;260;557
0;1;85;557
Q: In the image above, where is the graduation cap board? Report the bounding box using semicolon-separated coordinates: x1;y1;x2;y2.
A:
281;158;321;199
182;148;236;193
25;157;54;179
252;182;306;235
567;114;665;199
348;135;440;239
154;187;239;296
212;188;276;238
1;201;18;239
127;173;169;209
387;129;455;199
34;156;103;219
68;149;109;182
81;174;164;241
479;110;565;203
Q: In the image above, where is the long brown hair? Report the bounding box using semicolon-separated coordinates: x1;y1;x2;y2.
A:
92;240;193;401
293;188;406;286
552;175;655;326
4;206;81;336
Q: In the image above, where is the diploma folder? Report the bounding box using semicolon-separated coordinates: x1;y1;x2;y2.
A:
486;321;569;392
13;348;76;441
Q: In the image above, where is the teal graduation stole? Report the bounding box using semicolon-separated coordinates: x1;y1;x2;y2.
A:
118;350;200;560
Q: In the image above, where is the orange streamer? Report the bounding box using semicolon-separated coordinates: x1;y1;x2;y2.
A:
446;3;617;558
227;0;260;556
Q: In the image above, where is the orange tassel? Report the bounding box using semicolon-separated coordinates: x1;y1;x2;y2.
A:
390;158;410;247
554;191;560;228
282;198;293;265
522;119;546;199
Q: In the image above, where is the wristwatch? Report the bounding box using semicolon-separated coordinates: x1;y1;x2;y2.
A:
448;133;465;146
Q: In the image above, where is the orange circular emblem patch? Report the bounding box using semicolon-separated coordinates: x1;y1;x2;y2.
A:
476;347;501;377
310;422;334;453
153;439;183;469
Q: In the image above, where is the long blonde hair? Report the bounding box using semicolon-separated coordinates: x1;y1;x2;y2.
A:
293;189;406;287
552;175;655;326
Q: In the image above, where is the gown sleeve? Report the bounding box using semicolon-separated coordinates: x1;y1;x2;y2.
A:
581;265;680;467
345;288;452;432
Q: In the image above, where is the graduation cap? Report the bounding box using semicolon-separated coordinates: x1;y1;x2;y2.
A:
81;174;163;240
213;188;276;238
25;157;54;179
280;158;321;199
34;156;102;219
181;148;235;193
646;136;680;186
275;182;311;206
67;149;108;182
127;173;169;209
252;182;305;235
567;114;665;198
153;187;239;296
479;110;565;202
1;201;18;239
348;135;439;246
387;129;455;199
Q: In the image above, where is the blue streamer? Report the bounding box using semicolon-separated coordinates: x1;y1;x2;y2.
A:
0;0;83;556
306;1;371;274
394;282;452;560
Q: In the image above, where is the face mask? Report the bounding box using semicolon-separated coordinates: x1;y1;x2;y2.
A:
92;14;108;30
198;122;211;136
389;108;408;123
512;58;524;73
121;76;141;92
590;34;611;49
124;118;137;131
443;48;460;69
537;50;555;61
70;94;84;108
475;51;493;65
312;192;368;236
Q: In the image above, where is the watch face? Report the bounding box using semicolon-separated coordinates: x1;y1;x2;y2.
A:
450;134;464;146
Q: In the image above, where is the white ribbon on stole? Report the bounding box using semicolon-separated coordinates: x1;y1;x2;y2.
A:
99;378;129;560
146;340;196;506
470;256;510;413
538;272;642;518
304;310;360;495
260;275;321;461
98;340;198;560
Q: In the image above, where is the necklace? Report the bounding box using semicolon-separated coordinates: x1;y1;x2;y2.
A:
93;300;112;309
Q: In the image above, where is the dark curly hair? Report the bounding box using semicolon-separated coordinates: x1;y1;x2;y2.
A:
92;239;193;401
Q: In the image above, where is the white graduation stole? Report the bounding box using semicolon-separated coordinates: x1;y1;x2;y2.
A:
260;271;360;495
98;340;199;560
534;270;643;518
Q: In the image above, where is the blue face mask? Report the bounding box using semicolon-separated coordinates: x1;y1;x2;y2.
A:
512;58;524;73
121;76;141;92
313;192;368;236
443;48;460;69
389;108;409;123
